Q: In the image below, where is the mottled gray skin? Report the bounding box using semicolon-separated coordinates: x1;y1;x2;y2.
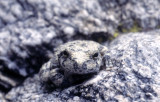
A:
39;40;107;88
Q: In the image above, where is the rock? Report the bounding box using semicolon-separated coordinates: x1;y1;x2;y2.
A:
1;0;160;34
98;0;160;32
0;18;64;92
0;0;118;35
0;0;35;28
0;92;6;102
6;30;160;101
119;0;160;31
0;18;63;77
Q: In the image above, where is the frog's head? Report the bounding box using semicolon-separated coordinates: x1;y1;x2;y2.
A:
58;40;107;74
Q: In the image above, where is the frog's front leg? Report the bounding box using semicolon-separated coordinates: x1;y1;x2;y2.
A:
49;68;65;87
39;60;53;84
39;59;67;88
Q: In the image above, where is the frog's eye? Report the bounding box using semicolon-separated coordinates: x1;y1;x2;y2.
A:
62;50;69;58
92;52;99;59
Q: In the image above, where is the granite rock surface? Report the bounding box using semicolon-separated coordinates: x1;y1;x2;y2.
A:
0;0;117;35
119;0;160;31
1;0;160;33
0;92;6;102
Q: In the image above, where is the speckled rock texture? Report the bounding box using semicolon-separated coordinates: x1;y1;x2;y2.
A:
0;0;117;35
1;0;160;33
119;0;160;30
5;30;160;101
0;18;63;77
99;0;160;31
0;93;6;102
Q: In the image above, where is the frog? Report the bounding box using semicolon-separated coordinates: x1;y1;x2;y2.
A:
39;40;108;88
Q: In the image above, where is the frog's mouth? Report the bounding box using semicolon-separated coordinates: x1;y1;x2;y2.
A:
70;72;98;85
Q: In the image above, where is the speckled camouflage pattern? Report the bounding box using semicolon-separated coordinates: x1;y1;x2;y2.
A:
39;40;107;88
